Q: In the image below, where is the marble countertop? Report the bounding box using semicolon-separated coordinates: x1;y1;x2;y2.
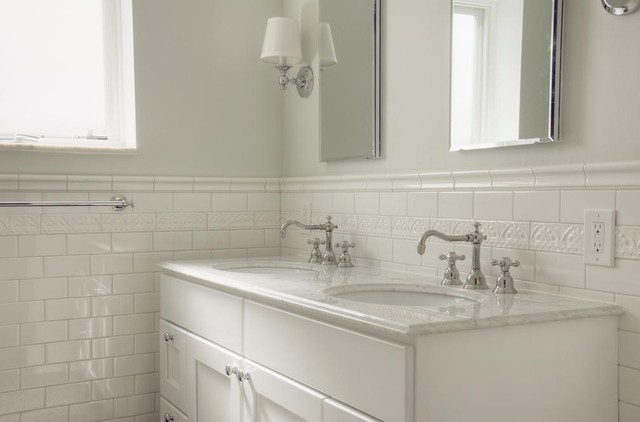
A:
159;257;622;341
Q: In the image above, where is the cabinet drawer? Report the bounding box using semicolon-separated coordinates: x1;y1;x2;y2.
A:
161;274;243;353
161;396;188;422
244;301;414;422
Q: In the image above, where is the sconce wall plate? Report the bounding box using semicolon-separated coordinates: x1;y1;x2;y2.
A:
296;66;314;98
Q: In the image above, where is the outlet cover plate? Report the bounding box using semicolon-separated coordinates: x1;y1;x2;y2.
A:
584;209;615;267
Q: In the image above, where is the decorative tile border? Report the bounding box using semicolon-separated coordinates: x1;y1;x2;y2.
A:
42;214;100;234
157;213;207;231
208;212;254;229
616;227;640;260
0;215;41;235
529;223;584;254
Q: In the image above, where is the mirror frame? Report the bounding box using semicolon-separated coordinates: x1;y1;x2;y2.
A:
319;0;381;162
449;0;564;151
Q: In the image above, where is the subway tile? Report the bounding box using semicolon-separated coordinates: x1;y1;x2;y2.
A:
365;236;392;262
21;406;68;422
113;176;154;192
0;370;19;393
0;281;18;302
392;239;422;265
91;253;133;275
173;193;211;212
354;192;379;215
114;354;155;377
311;193;332;213
0;345;44;370
19;175;66;192
21;321;67;345
46;340;91;364
473;192;513;221
133;252;172;273
248;193;280;211
69;399;114;422
68;175;112;192
18;235;66;256
620;331;640;369
134;333;158;354
93;336;134;358
113;393;156;418
46;381;91;406
0;301;44;324
514;191;561;223
68;275;113;297
333;193;355;214
44;255;89;277
46;298;91;320
113;314;155;336
113;273;155;295
617;190;640;226
0;388;44;415
102;214;156;233
20;363;68;389
133;373;159;396
20;277;67;300
620;366;640;407
0;257;43;280
42;214;101;234
0;237;17;257
407;192;438;217
175;250;212;260
192;231;229;250
229;229;264;248
112;233;153;253
620;402;640;422
438;192;473;219
153;232;192;251
92;295;134;317
69;317;113;340
617;294;640;333
560;190;615;223
68;233;111;255
534;252;585;288
154;176;193;192
130;193;173;213
134;293;160;313
93;376;135;400
0;325;19;348
211;193;247;211
69;358;114;382
587;259;640;296
380;193;407;216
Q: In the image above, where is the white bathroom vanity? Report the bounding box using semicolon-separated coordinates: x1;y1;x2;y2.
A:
158;258;621;422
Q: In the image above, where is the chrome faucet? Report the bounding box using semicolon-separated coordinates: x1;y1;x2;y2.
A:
417;222;488;290
281;216;338;265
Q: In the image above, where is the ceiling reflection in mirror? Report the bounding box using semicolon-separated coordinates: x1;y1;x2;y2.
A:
450;0;562;151
319;0;380;162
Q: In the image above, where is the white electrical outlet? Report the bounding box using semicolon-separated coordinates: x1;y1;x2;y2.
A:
584;209;615;267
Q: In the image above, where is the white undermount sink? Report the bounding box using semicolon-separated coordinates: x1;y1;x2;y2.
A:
325;284;480;307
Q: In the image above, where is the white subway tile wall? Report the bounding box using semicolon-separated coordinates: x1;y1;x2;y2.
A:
280;164;640;420
3;167;640;421
0;176;281;421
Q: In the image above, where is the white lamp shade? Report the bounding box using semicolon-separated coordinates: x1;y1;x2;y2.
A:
261;17;303;66
320;22;337;67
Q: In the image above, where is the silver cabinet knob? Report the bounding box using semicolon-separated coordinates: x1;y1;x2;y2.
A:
163;332;174;342
236;370;251;382
164;413;174;422
224;364;236;376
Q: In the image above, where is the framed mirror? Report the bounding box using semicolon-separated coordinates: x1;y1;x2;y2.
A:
319;0;380;162
450;0;563;151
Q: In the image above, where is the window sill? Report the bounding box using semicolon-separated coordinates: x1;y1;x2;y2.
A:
0;142;137;154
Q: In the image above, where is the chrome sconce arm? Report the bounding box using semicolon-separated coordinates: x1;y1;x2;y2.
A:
274;65;314;97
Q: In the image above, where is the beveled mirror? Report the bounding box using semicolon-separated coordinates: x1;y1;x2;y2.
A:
450;0;563;151
319;0;380;162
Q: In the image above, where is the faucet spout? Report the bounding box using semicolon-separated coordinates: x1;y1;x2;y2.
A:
280;220;322;238
417;230;469;255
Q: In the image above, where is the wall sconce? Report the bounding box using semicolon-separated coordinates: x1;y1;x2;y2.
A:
320;22;337;69
261;17;314;97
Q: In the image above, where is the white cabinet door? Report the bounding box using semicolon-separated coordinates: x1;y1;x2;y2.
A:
242;360;324;422
188;335;242;422
161;396;188;422
323;399;381;422
160;319;189;412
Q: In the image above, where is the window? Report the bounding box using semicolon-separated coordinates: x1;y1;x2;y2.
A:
0;0;136;150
